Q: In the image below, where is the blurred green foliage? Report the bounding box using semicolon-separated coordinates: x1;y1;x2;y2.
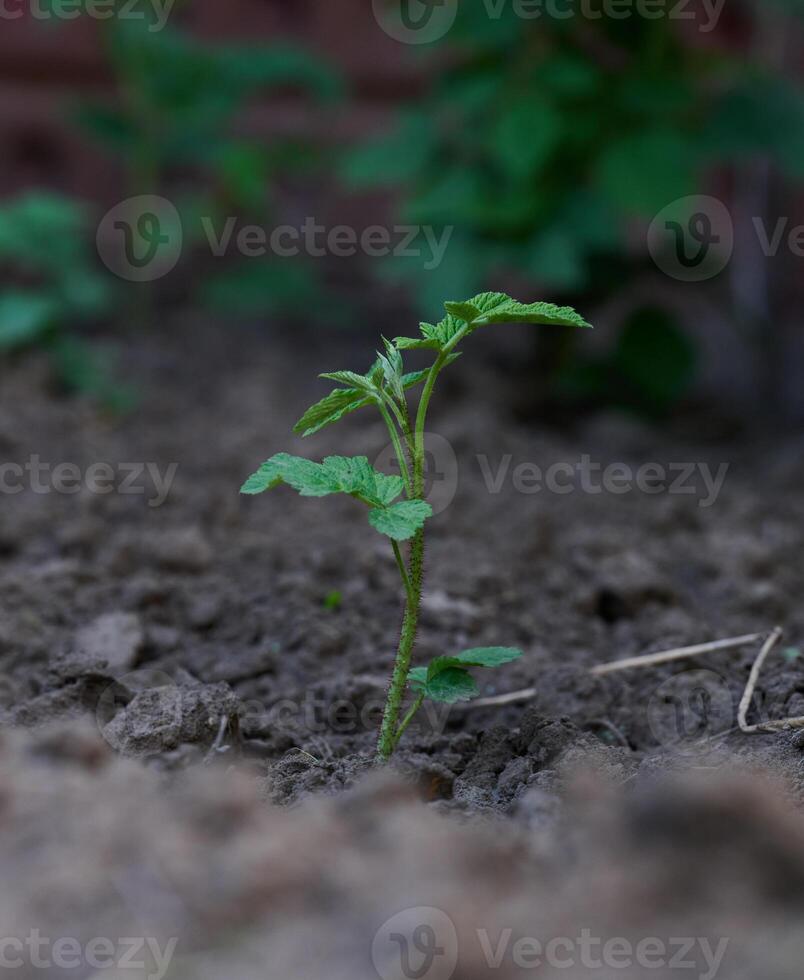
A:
558;306;697;418
343;6;804;414
345;10;804;304
1;11;344;405
0;193;129;407
77;17;342;315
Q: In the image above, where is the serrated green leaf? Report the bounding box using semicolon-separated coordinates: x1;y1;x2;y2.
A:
368;499;433;541
394;315;473;352
293;386;373;437
408;647;523;703
241;454;430;541
241;453;333;497
444;292;591;330
433;312;470;345
239;458;286;495
240;453;404;507
424;667;478;703
444;291;510;324
319;369;377;391
377;337;404;400
323;455;405;506
296;348;457;439
454;647;522;668
394;336;441;351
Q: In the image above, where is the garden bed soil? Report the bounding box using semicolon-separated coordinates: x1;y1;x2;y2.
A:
2;318;804;977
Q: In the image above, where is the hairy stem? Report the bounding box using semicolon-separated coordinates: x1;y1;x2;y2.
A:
393;691;425;749
376;529;424;761
377;330;474;761
392;540;415;608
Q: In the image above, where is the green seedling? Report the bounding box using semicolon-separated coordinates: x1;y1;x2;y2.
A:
241;291;591;760
323;590;343;612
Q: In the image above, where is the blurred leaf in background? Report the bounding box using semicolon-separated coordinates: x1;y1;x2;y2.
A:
343;4;804;416
0;193;128;407
76;17;343;317
558;307;698;419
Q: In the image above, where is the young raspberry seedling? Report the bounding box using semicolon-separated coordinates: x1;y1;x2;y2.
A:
241;292;591;761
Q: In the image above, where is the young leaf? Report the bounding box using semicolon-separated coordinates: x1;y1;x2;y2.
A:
319;369;378;391
240;453;332;497
322;455;404;506
293;386;374;437
393;314;466;353
368;499;432;541
425;667;479;703
296;350;460;438
241;454;432;540
442;291;510;324
409;664;478;703
408;647;523;703
454;647;522;668
376;337;405;401
444;292;592;330
394;323;442;351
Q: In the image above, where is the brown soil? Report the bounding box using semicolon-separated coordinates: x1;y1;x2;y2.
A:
2;318;803;977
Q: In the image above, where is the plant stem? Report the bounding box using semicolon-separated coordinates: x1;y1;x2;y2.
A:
376;529;424;761
378;401;412;496
393;691;425;749
392;540;415;608
377;331;472;762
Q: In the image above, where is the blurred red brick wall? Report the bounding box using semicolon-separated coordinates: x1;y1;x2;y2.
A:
0;0;416;200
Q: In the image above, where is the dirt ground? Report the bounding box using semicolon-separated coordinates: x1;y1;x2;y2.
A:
2;318;804;978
